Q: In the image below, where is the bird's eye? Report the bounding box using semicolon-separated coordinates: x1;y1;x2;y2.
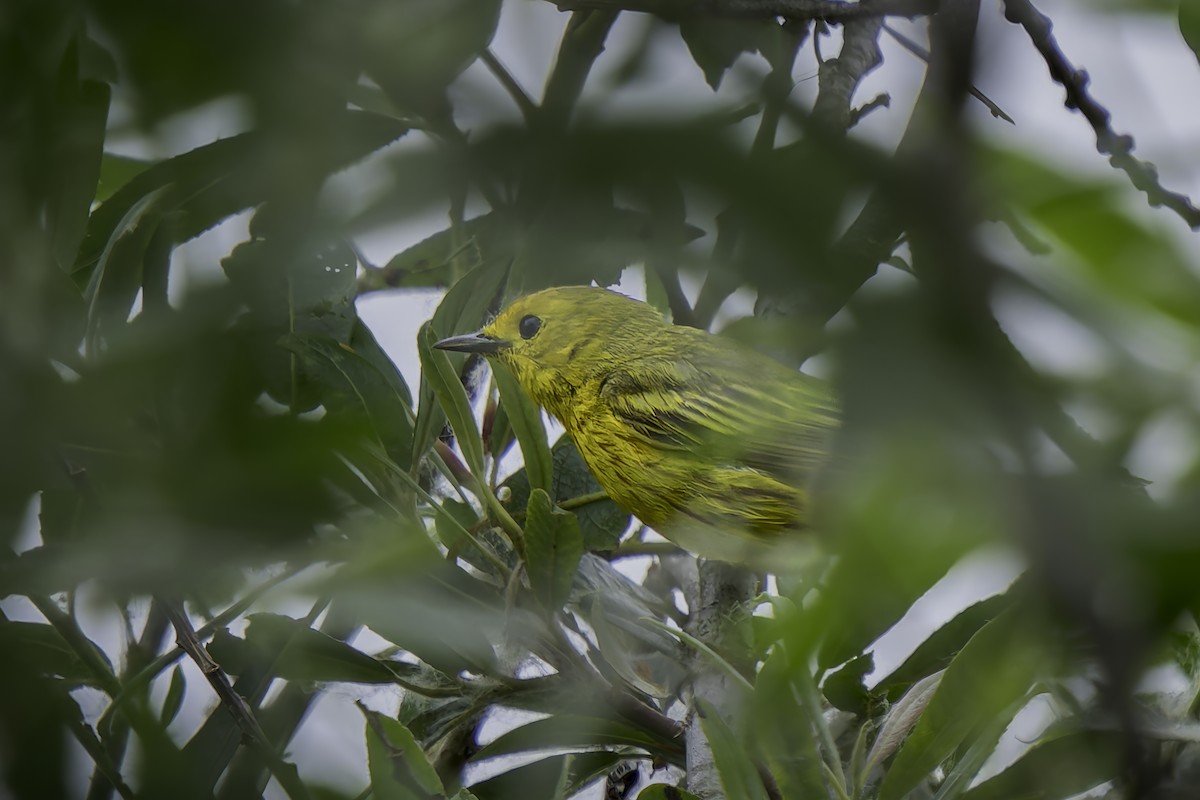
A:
519;314;542;340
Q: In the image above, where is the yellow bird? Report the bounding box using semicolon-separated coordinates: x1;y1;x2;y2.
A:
435;286;838;562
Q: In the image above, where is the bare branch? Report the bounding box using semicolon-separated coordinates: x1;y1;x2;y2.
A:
1004;0;1200;229
548;0;936;23
882;22;1014;123
811;7;884;132
165;602;314;800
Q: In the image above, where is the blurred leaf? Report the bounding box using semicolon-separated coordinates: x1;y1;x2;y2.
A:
209;614;396;684
334;542;502;676
503;436;631;552
823;652;874;715
878;608;1045;800
0;621;111;688
959;729;1120;800
695;699;770;800
473;715;683;766
470;752;623;800
375;204;703;299
362;0;501;114
873;591;1015;704
75;110;409;287
750;648;827;800
985;146;1200;329
225;235;359;410
83;186;165;350
505;204;705;297
364;708;446;800
364;217;492;293
38;483;85;547
434;497;480;553
96;153;154;205
525;488;584;612
589;596;675;700
815;443;997;670
50;47;110;272
678;18;780;90
1181;0;1200;65
493;363;552;495
418;322;485;477
282;327;414;473
160;664;186;727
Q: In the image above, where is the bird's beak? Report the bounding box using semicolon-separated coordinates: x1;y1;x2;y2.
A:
433;331;510;354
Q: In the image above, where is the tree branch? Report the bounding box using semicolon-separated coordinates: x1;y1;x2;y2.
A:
683;561;758;799
1003;0;1200;229
164;602;313;800
548;0;936;23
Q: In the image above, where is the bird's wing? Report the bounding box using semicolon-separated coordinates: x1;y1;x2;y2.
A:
598;354;838;479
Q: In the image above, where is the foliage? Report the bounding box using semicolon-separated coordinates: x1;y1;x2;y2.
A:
3;1;1200;799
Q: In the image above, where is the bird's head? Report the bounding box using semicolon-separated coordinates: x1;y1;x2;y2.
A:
434;286;665;407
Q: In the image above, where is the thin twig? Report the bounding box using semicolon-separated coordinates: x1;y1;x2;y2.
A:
104;566;308;726
1004;0;1200;229
882;22;1014;123
164;602;313;800
481;49;539;123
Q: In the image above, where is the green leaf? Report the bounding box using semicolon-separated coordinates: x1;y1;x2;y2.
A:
873;591;1015;703
362;0;501;113
83;186;165;350
492;363;552;496
160;664;186;727
417;322;485;478
470;752;624;800
503;436;631;552
0;621;111;688
695;698;770;800
411;260;508;467
364;217;492;293
209;614;398;685
749;648;827;800
589;596;675;699
364;709;446;800
433;497;480;553
50;66;110;272
637;785;701;800
984;146;1200;330
282;327;415;473
679;18;781;90
224;233;362;410
472;714;682;766
822;652;875;715
524;488;584;612
877;608;1045;800
96;153;155;205
332;542;502;676
959;730;1121;800
75;111;409;284
37;483;85;547
1181;0;1200;65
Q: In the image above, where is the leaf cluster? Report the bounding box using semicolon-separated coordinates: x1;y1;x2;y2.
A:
4;1;1200;800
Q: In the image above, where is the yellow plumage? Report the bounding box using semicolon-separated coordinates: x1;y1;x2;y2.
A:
435;286;838;561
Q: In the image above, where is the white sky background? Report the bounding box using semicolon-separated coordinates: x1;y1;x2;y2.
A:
7;1;1200;797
